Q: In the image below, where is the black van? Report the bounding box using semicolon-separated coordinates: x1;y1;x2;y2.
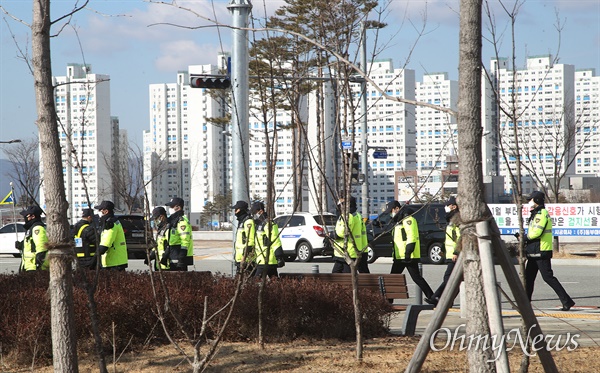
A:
116;215;153;259
366;203;447;264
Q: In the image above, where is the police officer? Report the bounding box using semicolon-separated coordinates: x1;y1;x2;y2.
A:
95;200;128;271
71;208;98;270
386;200;435;301
17;205;48;271
232;200;255;274
427;196;461;305
251;201;284;278
330;196;363;273
165;197;194;271
523;191;575;311
148;207;171;271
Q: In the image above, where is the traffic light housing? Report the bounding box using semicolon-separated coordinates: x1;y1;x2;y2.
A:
190;74;231;89
348;151;359;184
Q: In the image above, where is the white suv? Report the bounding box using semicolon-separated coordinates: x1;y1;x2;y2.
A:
273;212;337;262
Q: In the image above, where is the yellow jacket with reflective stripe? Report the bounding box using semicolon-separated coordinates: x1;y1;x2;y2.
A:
392;216;420;260
235;216;255;263
527;208;553;252
99;220;128;268
333;213;362;259
255;220;282;265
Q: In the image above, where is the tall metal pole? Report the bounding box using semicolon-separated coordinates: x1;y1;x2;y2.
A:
360;22;369;217
228;0;251;274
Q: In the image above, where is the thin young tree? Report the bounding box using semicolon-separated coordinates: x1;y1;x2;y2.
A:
457;0;497;370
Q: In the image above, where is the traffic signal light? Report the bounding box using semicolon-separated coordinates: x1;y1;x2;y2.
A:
347;151;359;184
190;74;231;89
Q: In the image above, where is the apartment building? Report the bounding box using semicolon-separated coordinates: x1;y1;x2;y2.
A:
491;55;576;195
574;68;600;175
145;56;229;226
44;63;117;221
351;59;417;214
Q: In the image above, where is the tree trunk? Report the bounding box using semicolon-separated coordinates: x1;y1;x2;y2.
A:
457;0;496;371
32;0;77;371
48;245;79;372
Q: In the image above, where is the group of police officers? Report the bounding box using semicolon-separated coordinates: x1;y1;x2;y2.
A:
14;191;575;310
16;197;194;273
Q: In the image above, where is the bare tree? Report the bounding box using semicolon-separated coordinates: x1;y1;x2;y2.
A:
2;138;41;208
31;1;89;371
457;0;496;370
103;143;168;214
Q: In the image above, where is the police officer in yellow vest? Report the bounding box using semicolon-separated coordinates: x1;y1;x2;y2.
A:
524;191;575;311
386;201;434;301
17;205;49;271
428;196;461;305
147;207;171;271
232;200;255;274
251;201;285;278
71;208;98;270
330;196;363;273
95;200;128;271
165;197;194;271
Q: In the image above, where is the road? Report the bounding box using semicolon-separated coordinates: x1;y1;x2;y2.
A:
1;245;599;310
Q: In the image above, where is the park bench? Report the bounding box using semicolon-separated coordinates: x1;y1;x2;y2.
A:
278;272;433;336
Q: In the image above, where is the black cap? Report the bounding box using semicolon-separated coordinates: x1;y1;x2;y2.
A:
445;196;457;206
383;200;402;214
165;197;184;208
20;205;43;217
95;200;115;211
231;200;248;210
82;208;94;218
528;191;545;205
151;207;167;219
250;201;265;214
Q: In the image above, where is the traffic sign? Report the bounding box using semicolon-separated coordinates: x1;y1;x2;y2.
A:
373;150;388;159
341;141;352;150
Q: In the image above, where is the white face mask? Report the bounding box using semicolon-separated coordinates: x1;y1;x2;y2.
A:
444;206;452;213
253;213;261;220
528;200;536;209
390;212;397;218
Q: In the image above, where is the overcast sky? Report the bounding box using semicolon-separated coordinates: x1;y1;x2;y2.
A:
1;0;598;151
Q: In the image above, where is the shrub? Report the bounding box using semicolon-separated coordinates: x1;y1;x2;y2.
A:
0;271;392;362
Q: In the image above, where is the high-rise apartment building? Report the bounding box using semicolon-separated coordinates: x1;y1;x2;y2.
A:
44;63;117;221
574;68;600;175
354;59;417;213
415;72;458;171
145;55;229;226
491;55;576;194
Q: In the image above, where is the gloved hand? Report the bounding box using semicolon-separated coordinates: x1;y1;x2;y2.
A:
513;232;520;239
15;241;22;250
277;258;285;268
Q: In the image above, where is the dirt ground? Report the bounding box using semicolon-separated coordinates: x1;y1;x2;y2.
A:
7;336;600;372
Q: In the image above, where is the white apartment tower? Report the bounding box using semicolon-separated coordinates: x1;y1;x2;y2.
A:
355;59;417;213
47;63;116;221
415;72;458;171
145;55;229;226
492;55;576;194
574;69;600;175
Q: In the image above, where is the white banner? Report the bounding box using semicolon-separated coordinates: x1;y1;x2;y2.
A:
489;203;600;236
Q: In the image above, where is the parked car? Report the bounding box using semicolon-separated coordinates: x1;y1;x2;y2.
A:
273;212;337;262
366;203;447;264
116;215;153;259
0;222;24;257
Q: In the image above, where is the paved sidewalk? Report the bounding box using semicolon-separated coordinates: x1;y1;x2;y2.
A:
389;305;600;347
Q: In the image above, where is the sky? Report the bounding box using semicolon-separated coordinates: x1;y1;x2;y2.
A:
1;0;599;150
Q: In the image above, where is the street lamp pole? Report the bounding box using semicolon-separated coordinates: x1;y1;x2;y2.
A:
360;22;369;218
